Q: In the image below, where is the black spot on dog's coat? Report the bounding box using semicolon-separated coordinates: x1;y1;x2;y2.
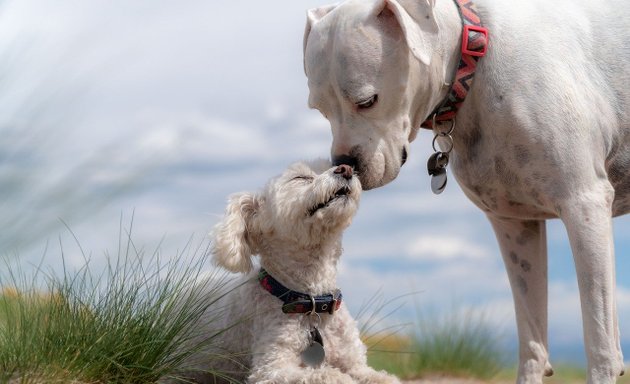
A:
461;126;483;162
513;145;531;168
516;223;538;246
516;275;528;295
494;156;519;186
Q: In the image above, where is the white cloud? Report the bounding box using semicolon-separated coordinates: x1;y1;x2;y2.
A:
547;281;583;344
137;128;182;154
138;112;269;162
405;235;491;261
337;262;513;332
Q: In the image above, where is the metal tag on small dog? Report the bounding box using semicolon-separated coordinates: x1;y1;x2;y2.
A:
301;328;325;367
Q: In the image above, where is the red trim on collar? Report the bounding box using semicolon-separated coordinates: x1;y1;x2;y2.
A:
421;0;488;129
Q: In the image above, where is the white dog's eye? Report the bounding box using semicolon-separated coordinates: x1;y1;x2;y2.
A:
356;94;378;109
291;176;314;183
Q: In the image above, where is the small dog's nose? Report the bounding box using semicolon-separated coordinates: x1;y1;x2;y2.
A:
334;164;353;180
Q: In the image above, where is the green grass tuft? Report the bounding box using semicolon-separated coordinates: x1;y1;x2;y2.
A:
0;226;242;384
367;307;507;380
410;309;507;379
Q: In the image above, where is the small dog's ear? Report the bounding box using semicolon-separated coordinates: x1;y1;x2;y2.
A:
211;192;260;273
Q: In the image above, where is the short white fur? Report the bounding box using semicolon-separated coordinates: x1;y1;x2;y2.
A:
304;0;630;383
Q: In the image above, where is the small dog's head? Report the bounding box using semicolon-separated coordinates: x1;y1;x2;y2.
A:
211;159;362;273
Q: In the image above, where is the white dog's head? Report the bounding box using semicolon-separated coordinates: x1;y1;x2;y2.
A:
304;0;447;190
211;159;361;273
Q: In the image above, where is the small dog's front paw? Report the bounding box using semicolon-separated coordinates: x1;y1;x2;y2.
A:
315;368;357;384
281;368;356;384
248;367;356;384
351;368;402;384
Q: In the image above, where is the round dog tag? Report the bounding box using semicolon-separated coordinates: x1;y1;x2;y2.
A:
301;340;325;367
301;328;325;367
431;168;448;194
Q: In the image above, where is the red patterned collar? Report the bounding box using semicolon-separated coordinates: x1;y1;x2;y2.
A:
421;0;488;129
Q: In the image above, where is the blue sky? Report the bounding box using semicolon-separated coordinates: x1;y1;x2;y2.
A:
1;0;630;364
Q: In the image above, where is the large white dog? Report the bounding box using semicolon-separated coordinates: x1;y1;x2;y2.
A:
303;0;630;383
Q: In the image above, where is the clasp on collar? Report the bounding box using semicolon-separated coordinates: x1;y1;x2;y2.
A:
328;289;341;314
462;25;489;57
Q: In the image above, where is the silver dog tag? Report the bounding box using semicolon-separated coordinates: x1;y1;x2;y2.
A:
301;328;325;367
427;152;449;194
431;167;448;194
427;152;449;175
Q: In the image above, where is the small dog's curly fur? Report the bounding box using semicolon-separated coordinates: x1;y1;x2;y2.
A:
168;159;400;384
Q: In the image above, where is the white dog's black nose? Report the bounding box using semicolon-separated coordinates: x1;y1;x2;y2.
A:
332;155;357;169
334;164;353;180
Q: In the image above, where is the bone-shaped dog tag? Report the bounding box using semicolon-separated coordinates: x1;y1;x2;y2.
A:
427;152;449;194
301;327;325;367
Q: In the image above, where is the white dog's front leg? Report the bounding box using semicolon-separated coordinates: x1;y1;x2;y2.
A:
488;216;552;384
560;186;624;383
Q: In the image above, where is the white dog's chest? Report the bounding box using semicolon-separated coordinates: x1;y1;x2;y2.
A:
426;0;630;220
448;118;630;220
450;149;557;220
607;142;630;216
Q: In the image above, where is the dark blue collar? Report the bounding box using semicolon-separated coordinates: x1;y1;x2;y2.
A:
258;268;342;314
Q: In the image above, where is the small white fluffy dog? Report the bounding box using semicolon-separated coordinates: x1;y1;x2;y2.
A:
171;159;400;384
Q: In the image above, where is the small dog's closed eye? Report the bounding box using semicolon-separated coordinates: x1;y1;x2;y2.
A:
162;159;400;384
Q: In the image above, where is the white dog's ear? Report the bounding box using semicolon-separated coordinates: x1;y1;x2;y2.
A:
303;4;337;61
377;0;438;65
211;192;261;274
